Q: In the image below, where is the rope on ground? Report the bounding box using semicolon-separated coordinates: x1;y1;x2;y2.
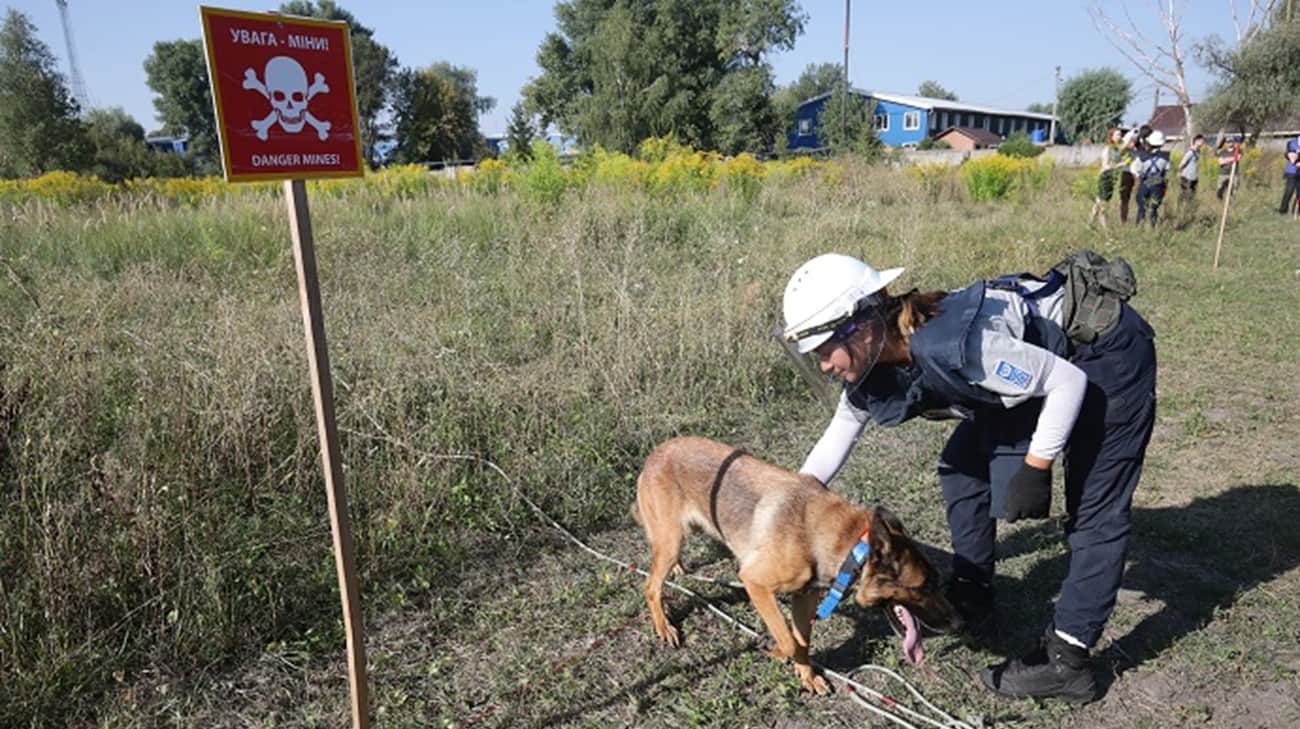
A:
345;421;977;729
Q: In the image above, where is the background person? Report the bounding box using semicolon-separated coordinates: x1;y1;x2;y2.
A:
1279;133;1300;215
1118;125;1150;223
1088;128;1125;228
1178;134;1204;216
781;253;1156;704
1216;140;1241;200
1135;131;1171;226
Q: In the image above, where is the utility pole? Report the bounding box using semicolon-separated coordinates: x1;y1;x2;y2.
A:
1048;65;1060;145
841;0;850;148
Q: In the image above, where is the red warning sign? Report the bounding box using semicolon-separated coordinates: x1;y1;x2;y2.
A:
200;6;364;182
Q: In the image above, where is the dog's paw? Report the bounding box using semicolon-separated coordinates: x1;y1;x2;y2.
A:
765;643;794;660
670;562;685;578
795;665;831;695
654;622;680;647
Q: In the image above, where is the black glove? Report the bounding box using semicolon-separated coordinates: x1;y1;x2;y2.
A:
1004;462;1052;522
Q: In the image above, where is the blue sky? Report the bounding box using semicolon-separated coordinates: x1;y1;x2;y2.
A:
7;1;1246;136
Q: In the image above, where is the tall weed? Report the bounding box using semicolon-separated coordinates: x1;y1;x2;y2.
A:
959;155;1053;202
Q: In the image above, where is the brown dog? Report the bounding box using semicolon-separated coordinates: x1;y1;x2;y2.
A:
633;436;960;694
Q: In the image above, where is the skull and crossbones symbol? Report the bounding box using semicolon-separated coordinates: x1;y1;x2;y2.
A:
243;56;331;141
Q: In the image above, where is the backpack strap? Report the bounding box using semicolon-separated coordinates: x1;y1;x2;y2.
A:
986;269;1065;301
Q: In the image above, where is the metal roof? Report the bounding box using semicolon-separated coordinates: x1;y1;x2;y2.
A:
799;89;1056;121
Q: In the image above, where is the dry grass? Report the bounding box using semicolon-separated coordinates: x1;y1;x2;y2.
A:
1;161;1297;727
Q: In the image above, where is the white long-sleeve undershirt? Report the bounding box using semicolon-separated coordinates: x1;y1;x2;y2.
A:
1025;357;1086;460
798;392;868;485
798;355;1086;486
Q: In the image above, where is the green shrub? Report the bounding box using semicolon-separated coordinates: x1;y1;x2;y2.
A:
518;140;569;206
997;132;1045;158
959;154;1052;201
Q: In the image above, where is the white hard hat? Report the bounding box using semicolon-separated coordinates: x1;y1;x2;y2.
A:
782;253;904;354
1147;130;1166;147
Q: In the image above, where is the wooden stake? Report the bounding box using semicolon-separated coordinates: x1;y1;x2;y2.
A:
283;179;370;729
1213;161;1237;270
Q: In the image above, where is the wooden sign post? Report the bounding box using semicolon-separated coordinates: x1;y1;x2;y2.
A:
284;179;368;727
200;7;368;727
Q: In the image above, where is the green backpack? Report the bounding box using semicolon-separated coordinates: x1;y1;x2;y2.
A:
1052;250;1137;344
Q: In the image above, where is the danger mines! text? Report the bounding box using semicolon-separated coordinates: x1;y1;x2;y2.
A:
251;153;342;167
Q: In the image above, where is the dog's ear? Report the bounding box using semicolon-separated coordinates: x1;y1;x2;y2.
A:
868;507;898;561
872;506;908;537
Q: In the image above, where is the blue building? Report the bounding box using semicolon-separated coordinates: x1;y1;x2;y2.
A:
144;134;188;155
789;89;1058;150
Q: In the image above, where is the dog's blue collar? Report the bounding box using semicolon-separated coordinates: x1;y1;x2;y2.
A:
815;529;872;620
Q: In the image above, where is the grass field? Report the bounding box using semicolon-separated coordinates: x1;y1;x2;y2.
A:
1;159;1298;727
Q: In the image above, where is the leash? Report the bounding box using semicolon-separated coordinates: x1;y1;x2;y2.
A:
343;419;977;729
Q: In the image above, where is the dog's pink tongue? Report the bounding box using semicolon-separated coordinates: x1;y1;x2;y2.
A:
894;604;925;665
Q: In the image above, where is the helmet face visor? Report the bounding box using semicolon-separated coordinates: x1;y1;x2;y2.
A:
776;303;888;409
775;323;840;407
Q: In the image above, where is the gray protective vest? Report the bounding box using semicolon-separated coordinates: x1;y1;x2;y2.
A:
848;280;1069;427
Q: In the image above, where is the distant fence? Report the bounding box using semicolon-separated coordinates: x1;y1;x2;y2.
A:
899;145;1105;168
420;136;1296;178
901;136;1294;169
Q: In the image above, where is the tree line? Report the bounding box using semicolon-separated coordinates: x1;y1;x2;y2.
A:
5;0;1298;182
4;0;856;180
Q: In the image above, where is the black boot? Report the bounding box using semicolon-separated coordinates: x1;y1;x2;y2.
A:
944;577;994;628
980;627;1097;704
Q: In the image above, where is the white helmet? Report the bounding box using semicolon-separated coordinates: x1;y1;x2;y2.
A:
1147;130;1166;147
782;253;905;353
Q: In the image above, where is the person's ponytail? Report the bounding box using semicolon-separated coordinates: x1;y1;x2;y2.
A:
888;289;947;339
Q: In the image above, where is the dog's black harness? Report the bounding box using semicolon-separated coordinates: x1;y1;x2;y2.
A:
815;527;871;620
707;448;747;540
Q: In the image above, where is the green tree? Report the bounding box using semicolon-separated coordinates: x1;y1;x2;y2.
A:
143;39;217;169
504;101;536;161
917;80;958;101
390;62;492;163
1057;67;1131;144
1197;21;1300;139
1025;101;1054;114
709;64;780;155
0;10;88;178
772;62;841;136
816;82;879;157
82;107;186;182
523;0;805;153
278;2;399;166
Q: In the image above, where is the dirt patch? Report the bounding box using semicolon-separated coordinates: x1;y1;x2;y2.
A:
1098;671;1300;729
